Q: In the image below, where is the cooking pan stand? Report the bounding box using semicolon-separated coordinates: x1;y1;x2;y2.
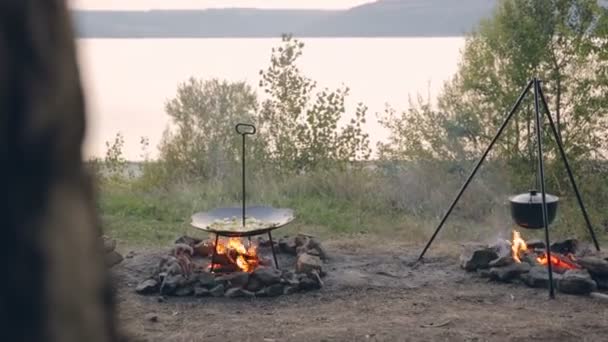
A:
204;123;287;273
417;78;601;299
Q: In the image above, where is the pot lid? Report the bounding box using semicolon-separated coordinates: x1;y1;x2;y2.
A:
509;189;559;204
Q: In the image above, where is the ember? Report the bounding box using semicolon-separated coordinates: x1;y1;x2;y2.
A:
537;252;579;270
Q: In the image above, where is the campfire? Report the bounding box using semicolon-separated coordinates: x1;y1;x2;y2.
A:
135;234;327;298
209;237;261;273
510;230;579;272
460;231;608;296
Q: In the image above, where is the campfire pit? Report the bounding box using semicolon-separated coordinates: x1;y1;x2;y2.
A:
460;232;608;296
135;234;327;298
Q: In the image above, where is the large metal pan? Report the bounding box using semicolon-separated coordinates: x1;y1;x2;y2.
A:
191;206;295;237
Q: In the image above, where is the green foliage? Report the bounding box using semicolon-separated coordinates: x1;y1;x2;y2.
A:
104;132;128;177
378;0;608;210
159;78;260;180
380;0;608;167
258;34;371;172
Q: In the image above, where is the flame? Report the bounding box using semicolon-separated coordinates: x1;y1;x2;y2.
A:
511;230;527;263
211;237;259;273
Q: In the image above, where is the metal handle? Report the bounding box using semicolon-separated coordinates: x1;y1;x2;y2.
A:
235;123;255;228
235;123;256;135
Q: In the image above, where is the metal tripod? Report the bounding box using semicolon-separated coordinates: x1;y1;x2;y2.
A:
417;78;601;299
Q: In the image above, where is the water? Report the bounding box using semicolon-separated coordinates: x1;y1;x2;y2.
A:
76;37;465;160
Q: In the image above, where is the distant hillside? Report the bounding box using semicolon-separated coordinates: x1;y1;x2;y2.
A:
73;0;498;38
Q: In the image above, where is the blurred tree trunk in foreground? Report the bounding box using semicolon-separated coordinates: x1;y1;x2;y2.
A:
0;1;119;341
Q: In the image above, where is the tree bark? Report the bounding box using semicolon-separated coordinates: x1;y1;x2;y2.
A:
0;1;119;342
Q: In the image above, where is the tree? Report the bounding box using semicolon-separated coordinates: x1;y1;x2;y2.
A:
379;0;608;166
258;34;371;172
159;78;260;179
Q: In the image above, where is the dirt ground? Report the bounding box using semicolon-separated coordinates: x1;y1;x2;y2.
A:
112;238;608;342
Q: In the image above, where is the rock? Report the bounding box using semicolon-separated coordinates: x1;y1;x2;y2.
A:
477;268;492;278
558;269;597;295
279;237;297;255
311;270;324;288
306;249;321;257
489;256;514;268
145;313;159;323
263;284;285;297
522;266;562;288
298;272;322;290
216;272;249;289
551;238;578;255
258;236;278;248
157;296;166;303
246;276;264;292
125;251;136;259
489;240;511;258
284;286;298;295
136;279;159;294
295;237;328;260
160;274;187;295
101;235;116;253
459;244;498;271
157;256;182;276
209;284;225;297
295;235;310;248
592;276;608;290
577;257;608;277
170;243;194;257
195;271;217;288
308;238;328;259
193;241;214;257
489;262;531;282
526;239;546;251
280;270;299;286
252;267;282;285
194;286;210;297
174;235;202;247
225;288;255;298
296;253;323;274
105;250;123;268
175;286;194;297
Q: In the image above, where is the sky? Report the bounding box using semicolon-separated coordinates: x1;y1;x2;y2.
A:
70;0;375;10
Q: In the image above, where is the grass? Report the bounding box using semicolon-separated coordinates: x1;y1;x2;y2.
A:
96;162;608;249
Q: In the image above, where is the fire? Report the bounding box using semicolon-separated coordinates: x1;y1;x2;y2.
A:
536;252;579;270
510;230;579;270
511;230;527;263
210;237;259;273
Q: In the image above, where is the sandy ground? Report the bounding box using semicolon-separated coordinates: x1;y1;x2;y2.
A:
112;238;608;342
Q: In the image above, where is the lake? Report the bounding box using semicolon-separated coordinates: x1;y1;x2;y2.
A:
76;37;465;160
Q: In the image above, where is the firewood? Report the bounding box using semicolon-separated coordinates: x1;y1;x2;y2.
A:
590;292;608;302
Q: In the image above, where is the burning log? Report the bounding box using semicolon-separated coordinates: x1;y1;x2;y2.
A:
536;252;580;273
210;237;260;273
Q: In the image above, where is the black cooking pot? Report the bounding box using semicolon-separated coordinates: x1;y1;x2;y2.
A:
509;190;559;229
